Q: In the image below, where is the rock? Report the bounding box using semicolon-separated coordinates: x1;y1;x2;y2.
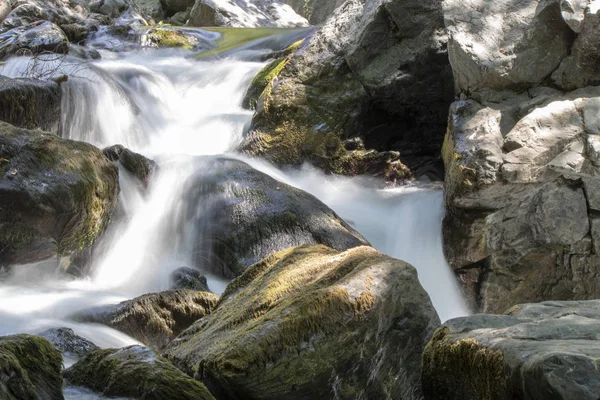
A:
187;0;308;27
165;244;440;400
443;0;574;96
422;299;600;400
0;21;69;58
169;267;210;291
161;0;194;17
103;144;156;188
38;327;99;359
0;0;89;33
282;0;345;24
0;121;119;267
133;0;164;20
0;76;61;132
240;0;454;180
442;88;600;313
141;25;201;49
73;289;218;350
167;9;189;24
64;345;215;400
0;0;10;24
90;0;130;18
0;334;63;400
175;157;370;278
68;44;102;59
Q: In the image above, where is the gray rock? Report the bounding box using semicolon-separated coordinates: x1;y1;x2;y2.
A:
169;267;210;291
165;244;440;400
38;327;99;359
188;0;308;27
422;300;600;400
0;0;89;32
161;0;194;17
282;0;345;24
103;144;156;188
0;21;69;58
73;289;219;350
0;121;119;267
0;76;61;132
133;0;164;19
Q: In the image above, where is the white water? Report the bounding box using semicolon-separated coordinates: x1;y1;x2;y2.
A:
0;40;468;375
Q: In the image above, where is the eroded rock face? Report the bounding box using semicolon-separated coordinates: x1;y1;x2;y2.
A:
422;300;600;400
0;122;119;267
187;0;308;27
241;0;454;180
0;334;64;400
165;244;440;400
64;345;215;400
0;76;61;132
443;88;600;313
73;289;218;350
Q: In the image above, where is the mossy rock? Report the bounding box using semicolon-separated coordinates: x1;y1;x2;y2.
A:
64;345;215;400
0;334;64;400
143;26;199;50
0;121;119;266
73;289;219;350
173;157;370;279
169;267;210;292
165;244;440;400
0;76;61;132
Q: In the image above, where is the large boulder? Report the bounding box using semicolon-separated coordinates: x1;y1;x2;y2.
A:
0;334;64;400
0;122;119;267
64;345;215;400
187;0;309;27
241;0;454;180
173;157;370;278
0;21;69;58
0;76;61;132
73;289;219;350
422;300;600;400
442;86;600;313
165;244;440;400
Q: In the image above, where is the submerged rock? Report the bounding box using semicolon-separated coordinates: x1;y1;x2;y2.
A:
165;244;440;400
177;157;370;279
64;345;215;400
0;76;61;132
38;327;99;359
422;300;600;400
73;289;218;350
0;122;119;267
0;334;64;400
241;0;453;180
169;267;210;292
187;0;308;27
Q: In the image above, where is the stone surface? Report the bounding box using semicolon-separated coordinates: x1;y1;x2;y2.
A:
282;0;345;24
422;300;600;400
103;144;156;188
73;289;218;350
165;244;440;400
0;122;119;267
241;0;454;180
0;334;64;400
443;88;600;313
188;0;308;27
173;157;370;279
0;76;61;132
169;267;210;291
38;327;99;359
0;21;69;58
64;345;215;400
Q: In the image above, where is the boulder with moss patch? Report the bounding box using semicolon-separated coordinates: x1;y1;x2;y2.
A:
142;25;202;50
165;244;440;400
65;345;215;400
422;300;600;400
0;121;119;267
0;334;64;400
0;76;61;132
73;289;218;350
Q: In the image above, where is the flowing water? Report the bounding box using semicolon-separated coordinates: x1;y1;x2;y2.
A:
0;30;468;396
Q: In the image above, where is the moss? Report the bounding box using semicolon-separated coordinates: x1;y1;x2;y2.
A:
0;224;36;249
441;130;476;203
65;346;215;400
243;57;289;110
146;27;195;49
422;327;507;400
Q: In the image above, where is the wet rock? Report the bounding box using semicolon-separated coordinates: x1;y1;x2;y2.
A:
241;0;453;180
89;0;130;18
0;76;61;132
0;21;69;58
165;244;440;400
38;327;99;359
0;334;63;400
133;0;164;20
422;300;600;400
103;144;156;188
282;0;345;24
73;289;219;350
187;0;308;27
169;267;210;291
0;121;119;267
162;0;194;17
68;44;102;59
0;0;89;33
65;345;215;400
176;157;370;279
142;25;201;49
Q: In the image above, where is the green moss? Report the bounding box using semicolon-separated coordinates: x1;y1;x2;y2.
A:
441;130;476;202
146;27;195;49
422;327;507;400
195;28;300;59
0;224;36;249
243;57;289;110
